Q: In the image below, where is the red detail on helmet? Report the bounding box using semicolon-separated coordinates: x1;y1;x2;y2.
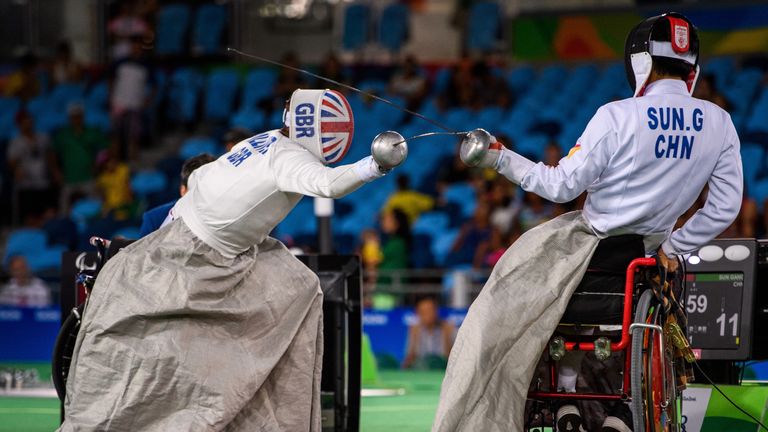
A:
669;17;690;54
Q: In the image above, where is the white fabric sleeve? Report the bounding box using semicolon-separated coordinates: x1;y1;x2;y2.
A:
501;107;616;203
661;120;743;255
272;144;383;198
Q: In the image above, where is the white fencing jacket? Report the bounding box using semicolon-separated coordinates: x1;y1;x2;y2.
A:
172;130;382;257
498;79;743;255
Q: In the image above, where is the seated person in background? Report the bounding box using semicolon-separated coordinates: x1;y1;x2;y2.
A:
0;256;51;307
383;174;435;225
403;297;455;369
444;201;492;268
95;147;133;220
139;153;215;237
223;128;252;153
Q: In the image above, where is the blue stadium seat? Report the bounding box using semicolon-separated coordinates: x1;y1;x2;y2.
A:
516;134;549;160
86;81;109;108
242;69;278;109
230;108;266;132
741;143;764;190
275;199;316;238
431;229;459;266
131;170;168;197
506;66;535;95
85;108;111;132
179;136;218;160
412;211;450;238
156;4;191;55
443;183;477;218
750;179;768;209
746;87;768;134
49;83;86;111
0;97;20;140
114;226;142;240
466;1;501;52
193;3;227;55
411;233;435;268
379;3;409;52
70;199;103;231
204;68;240;120
4;229;47;263
343;3;371;50
167;68;203;123
432;67;452;95
26;245;67;272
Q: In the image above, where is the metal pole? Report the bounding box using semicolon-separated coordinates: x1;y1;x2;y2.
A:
315;197;334;254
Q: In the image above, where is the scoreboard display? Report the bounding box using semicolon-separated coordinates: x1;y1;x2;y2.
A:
684;239;757;360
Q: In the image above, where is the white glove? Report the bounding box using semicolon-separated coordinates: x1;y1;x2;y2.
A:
459;128;503;169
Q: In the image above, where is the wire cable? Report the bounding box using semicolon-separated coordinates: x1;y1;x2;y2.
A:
693;360;768;431
227;48;457;134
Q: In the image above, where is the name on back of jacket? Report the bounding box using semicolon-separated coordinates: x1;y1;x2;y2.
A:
647;107;703;160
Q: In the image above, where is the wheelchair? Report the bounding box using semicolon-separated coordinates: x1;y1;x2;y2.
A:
51;236;135;402
526;235;693;432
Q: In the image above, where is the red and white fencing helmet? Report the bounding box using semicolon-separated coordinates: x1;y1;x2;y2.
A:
624;12;700;97
284;89;355;165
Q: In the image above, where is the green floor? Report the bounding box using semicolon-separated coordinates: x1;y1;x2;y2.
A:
0;369;442;432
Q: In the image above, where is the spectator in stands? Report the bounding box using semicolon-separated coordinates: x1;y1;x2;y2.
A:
519;191;555;232
109;37;156;161
7;111;60;225
487;177;520;235
95;148;133;220
445;201;492;268
272;52;308;108
389;55;427;111
4;52;41;101
51;40;82;85
469;59;512;110
383;175;435;225
139;153;215;237
693;74;732;112
440;58;473;108
402;296;455;369
379;208;411;274
223;128;252;153
108;0;150;60
544;142;562;167
54;103;108;212
317;53;349;91
0;256;51;307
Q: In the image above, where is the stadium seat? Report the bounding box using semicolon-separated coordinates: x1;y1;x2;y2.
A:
204;68;240;120
343;3;371;50
466;1;501;52
4;229;48;263
412;211;450;238
179;136;218;159
131;170;168;197
241;69;278;109
379;3;409;52
432;67;452;95
167;68;203;123
230;108;266;132
193;3;227;55
741;143;764;190
411;233;435;268
70;199;103;231
0;97;20;140
443;183;477;218
114;226;142;240
85;108;111;132
431;229;459;266
506;66;535;96
86;81;109;108
156;4;191;55
25;245;67;273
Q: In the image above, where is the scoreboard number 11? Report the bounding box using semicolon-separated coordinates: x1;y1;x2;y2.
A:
716;312;738;337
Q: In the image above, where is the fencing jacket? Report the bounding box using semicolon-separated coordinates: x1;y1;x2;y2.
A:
498;79;743;255
172;130;383;257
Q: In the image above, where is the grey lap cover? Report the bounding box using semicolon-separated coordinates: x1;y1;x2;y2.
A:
432;211;600;431
59;219;324;431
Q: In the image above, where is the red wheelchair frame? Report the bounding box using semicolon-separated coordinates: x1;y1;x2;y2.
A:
529;257;658;403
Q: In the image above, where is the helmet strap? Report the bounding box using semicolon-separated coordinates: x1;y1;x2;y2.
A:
631;52;653;97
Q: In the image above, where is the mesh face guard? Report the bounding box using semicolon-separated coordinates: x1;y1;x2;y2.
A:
285;89;355;165
624;12;700;97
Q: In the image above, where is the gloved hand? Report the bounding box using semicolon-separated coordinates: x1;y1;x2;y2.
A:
371;131;408;170
460;128;503;169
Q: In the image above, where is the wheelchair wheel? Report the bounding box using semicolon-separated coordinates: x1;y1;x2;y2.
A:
52;303;84;401
630;290;680;431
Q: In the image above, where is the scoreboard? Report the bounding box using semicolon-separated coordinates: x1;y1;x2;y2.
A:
684;239;757;360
